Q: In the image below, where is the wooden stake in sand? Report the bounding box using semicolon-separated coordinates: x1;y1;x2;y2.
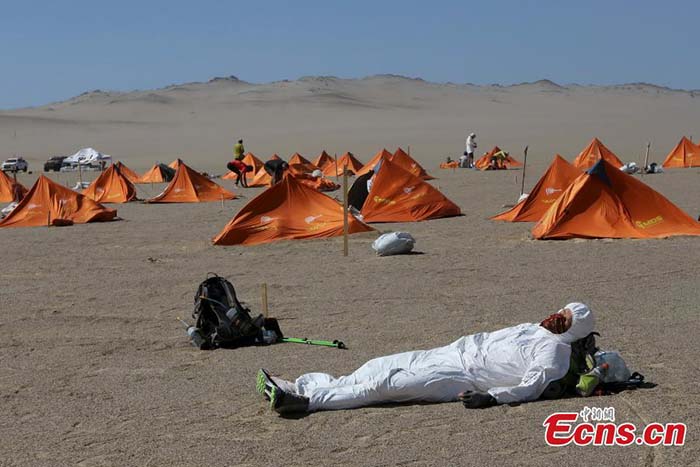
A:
519;145;529;197
261;283;268;319
334;153;339;182
342;169;349;257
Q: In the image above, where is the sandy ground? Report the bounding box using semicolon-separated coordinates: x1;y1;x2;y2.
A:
1;78;700;466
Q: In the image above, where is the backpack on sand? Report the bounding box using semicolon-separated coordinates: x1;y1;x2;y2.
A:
192;274;283;350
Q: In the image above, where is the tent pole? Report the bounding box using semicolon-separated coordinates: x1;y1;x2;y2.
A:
642;142;650;176
342;170;349;257
261;283;268;319
519;146;529;197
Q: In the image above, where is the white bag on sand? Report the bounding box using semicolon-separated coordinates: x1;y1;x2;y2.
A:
372;232;415;256
594;350;632;383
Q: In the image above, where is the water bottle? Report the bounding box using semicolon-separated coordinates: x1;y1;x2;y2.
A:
178;318;206;349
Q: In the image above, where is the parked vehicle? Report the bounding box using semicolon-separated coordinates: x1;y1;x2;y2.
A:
44;156;67;172
1;157;28;172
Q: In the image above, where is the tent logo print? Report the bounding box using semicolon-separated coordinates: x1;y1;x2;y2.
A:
173;188;184;193
304;214;323;224
635;216;663;229
545;187;562;196
27;203;40;210
260;216;276;224
403;186;416;194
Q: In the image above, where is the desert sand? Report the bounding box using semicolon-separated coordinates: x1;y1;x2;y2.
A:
1;76;699;466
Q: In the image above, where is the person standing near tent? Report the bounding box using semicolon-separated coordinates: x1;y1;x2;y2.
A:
257;302;598;414
227;139;249;187
465;132;477;168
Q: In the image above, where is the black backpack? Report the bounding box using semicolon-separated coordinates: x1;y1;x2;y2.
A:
192;274;273;349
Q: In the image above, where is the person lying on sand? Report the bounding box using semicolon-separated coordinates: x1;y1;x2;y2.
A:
257;303;608;414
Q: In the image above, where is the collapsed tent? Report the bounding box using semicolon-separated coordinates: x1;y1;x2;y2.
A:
572;138;624;169
223;153;264;180
492;155;580;222
532;159;700;239
323;152;364;177
661;136;700;168
312;151;334;171
147;159;236;203
114;161;141;184
474;146;501;170
0;175;117;228
138;163;176;184
391;148;435;180
82;163;137;203
294;173;340;192
358;158;461;222
474;146;522;170
212;174;373;246
355;149;393;177
440;161;459;169
0;171;27;203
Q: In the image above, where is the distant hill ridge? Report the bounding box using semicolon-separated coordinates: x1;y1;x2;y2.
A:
11;74;700;110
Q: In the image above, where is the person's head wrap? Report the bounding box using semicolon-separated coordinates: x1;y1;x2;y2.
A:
556;302;595;344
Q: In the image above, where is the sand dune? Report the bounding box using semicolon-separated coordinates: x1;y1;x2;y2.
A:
2;75;699;173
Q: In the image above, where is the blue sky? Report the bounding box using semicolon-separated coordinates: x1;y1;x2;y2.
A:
2;0;698;108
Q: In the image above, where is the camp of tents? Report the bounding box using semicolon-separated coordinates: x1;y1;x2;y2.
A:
3;138;699;240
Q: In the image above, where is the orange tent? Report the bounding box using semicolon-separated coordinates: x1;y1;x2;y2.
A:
312;151;334;170
248;168;273;187
212;174;373;246
474;146;502;170
82;163;137;203
270;154;282;161
289;153;316;167
323;152;364;177
361;158;461;222
356;149;393;177
114;161;141;183
662;137;700;168
391;148;435;180
138;163;175;184
440;161;459;169
492;155;580;222
147;159;236;203
168;160;180;169
532;159;700;239
572;138;624;169
223;153;264;180
0;175;117;228
0;171;27;203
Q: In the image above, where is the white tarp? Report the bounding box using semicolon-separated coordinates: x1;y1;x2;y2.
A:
62;148;112;167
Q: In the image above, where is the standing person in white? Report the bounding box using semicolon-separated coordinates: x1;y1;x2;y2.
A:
257;302;595;414
465;132;477;168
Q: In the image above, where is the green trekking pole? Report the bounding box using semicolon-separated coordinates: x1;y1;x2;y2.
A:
281;337;347;349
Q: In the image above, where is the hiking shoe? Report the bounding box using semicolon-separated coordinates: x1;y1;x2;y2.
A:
256;368;278;403
272;390;310;415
